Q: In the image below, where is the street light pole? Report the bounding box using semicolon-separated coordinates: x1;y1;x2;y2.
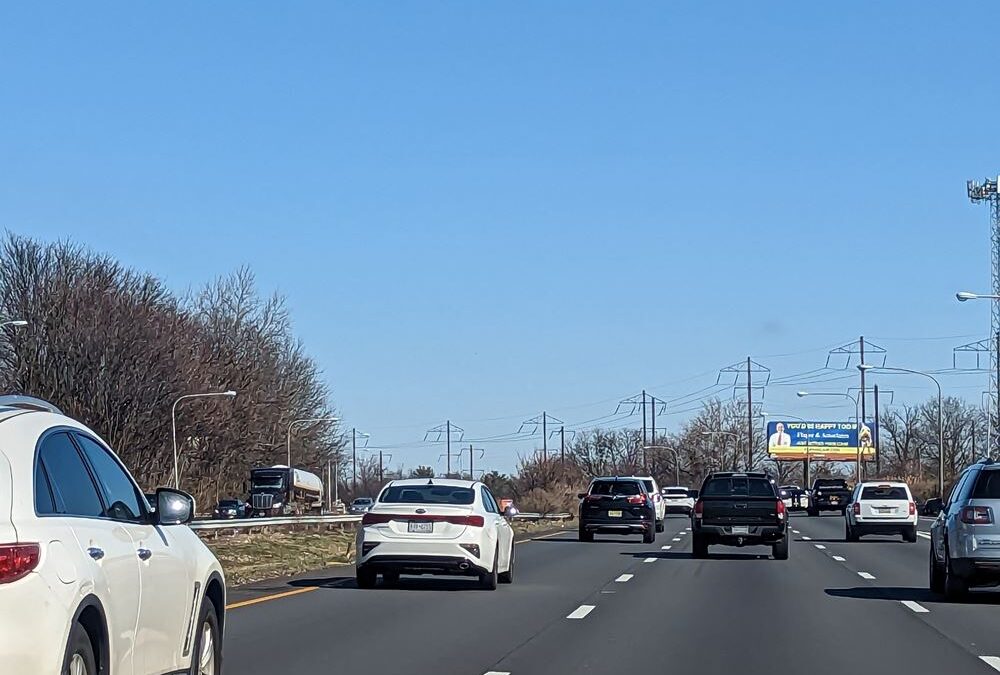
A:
640;445;681;485
286;417;340;466
796;391;861;483
859;364;944;498
172;390;237;489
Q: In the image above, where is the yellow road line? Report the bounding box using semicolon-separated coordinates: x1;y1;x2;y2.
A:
226;586;316;610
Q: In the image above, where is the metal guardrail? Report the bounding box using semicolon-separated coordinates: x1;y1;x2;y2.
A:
190;512;573;531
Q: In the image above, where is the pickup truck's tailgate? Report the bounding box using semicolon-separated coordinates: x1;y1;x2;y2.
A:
702;498;778;526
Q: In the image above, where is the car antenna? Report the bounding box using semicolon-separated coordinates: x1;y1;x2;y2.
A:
427;478;434;485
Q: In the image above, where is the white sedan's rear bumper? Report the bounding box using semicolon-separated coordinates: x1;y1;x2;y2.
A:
357;527;496;576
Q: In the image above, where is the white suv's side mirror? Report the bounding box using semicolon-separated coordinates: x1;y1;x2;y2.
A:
155;488;195;526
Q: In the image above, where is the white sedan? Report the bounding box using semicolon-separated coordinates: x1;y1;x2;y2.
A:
845;481;918;542
356;478;515;590
661;486;695;515
0;396;226;675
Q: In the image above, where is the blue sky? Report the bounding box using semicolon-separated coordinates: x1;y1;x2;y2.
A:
2;2;999;474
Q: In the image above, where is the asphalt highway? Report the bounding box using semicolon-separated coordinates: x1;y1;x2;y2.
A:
222;514;1000;674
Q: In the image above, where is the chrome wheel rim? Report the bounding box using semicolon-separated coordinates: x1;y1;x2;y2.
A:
69;654;88;675
198;622;216;675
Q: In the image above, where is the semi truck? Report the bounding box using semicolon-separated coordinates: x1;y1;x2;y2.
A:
246;464;324;517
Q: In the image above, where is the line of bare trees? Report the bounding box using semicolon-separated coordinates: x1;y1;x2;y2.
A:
0;233;344;509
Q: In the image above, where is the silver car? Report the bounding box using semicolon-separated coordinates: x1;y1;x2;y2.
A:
930;459;1000;599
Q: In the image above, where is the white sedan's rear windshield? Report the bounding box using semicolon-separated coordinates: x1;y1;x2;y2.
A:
861;486;908;500
380;485;475;505
664;489;689;496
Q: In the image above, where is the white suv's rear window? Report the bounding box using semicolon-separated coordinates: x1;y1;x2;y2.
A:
861;486;908;500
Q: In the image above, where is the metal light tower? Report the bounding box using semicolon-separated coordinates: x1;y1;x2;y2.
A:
969;176;1000;452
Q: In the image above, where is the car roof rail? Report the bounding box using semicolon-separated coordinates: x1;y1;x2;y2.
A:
0;395;63;414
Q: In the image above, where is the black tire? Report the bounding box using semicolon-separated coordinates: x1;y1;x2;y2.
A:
772;536;789;560
498;543;514;584
929;545;945;594
643;525;656;544
382;571;400;587
356;566;377;589
578;526;593;542
846;523;859;542
692;533;709;559
62;622;97;675
903;526;918;543
189;597;222;675
944;550;969;601
656;519;665;533
480;547;499;591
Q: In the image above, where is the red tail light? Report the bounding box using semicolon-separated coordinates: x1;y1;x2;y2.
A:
908;502;916;516
961;506;994;525
694;500;703;519
362;513;484;527
0;543;39;584
853;503;860;516
776;500;786;519
627;495;647;505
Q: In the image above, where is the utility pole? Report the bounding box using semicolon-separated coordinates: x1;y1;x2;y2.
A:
560;425;566;466
519;412;562;463
747;357;753;471
642;390;648;447
469;443;474;478
542;412;548;460
860;336;867;480
352;428;357;491
425;421;464;478
378;450;384;483
446;420;451;476
651;395;657;445
874;384;881;476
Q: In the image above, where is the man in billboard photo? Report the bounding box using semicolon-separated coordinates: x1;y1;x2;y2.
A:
769;422;791;448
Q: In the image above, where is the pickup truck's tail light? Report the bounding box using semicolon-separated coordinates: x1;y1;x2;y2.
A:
693;501;703;520
775;499;786;520
908;502;916;516
852;503;861;516
0;543;40;584
961;506;994;525
627;495;647;505
362;513;485;527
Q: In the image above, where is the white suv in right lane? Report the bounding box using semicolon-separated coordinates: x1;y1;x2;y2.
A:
845;481;918;542
661;486;695;516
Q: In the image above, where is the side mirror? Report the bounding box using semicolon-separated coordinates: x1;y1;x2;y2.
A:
688;490;699;499
155;488;195;526
577;493;587;500
503;506;519;518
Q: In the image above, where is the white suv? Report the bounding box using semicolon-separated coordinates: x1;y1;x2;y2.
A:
845;481;918;542
0;396;226;675
632;476;665;532
661;486;695;516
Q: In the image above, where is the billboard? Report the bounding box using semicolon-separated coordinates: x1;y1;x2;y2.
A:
766;421;876;461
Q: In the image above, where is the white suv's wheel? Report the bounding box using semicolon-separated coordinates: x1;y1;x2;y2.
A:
63;623;97;675
191;599;222;675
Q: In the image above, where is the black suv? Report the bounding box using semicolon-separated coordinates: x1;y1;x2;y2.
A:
578;477;656;544
692;472;789;559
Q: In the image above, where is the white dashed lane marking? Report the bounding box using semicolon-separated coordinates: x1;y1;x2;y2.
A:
484;672;511;675
567;605;595;620
917;532;931;539
858;572;876;580
901;601;929;613
801;536;812;541
615;574;633;583
661;545;672;550
643;557;657;563
792;529;800;534
672;538;681;542
832;556;846;562
814;544;826;550
980;656;1000;671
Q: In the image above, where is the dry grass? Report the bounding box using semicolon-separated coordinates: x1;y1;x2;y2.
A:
201;519;570;586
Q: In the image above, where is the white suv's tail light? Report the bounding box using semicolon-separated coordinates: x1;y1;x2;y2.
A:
0;543;39;584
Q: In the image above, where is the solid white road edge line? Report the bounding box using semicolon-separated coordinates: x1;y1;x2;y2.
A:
615;574;634;583
858;572;876;580
567;605;596;620
901;601;929;613
980;656;1000;671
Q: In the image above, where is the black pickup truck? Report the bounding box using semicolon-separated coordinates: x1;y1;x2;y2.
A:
807;478;852;516
691;472;788;560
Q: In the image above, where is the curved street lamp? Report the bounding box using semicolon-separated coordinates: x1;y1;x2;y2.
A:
286;417;341;467
172;390;237;489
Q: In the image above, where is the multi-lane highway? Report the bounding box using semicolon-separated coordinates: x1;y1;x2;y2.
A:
222;515;1000;674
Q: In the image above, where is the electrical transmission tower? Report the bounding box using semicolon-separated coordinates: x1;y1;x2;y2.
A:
519;412;563;462
969;175;1000;453
425;420;464;477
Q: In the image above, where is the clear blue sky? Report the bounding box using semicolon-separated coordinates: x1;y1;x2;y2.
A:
2;2;999;474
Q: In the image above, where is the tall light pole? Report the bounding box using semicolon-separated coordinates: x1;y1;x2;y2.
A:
797;391;861;483
956;290;1000;455
172;390;237;489
642;445;681;485
859;364;944;498
286;417;340;467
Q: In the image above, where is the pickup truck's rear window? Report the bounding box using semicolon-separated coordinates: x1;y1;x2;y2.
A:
815;480;848;489
861;486;908;500
703;477;775;498
590;480;643;496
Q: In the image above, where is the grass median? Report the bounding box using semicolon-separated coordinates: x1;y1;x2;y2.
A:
202;519;571;586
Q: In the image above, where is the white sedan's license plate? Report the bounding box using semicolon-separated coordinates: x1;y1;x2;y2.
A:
732;526;749;535
408;521;434;534
608;510;623;518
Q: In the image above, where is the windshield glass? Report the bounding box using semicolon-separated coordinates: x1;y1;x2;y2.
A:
664;488;689;496
353;498;373;505
379;485;475;505
251;473;285;489
590;481;642;496
218;500;239;507
861;486;909;500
